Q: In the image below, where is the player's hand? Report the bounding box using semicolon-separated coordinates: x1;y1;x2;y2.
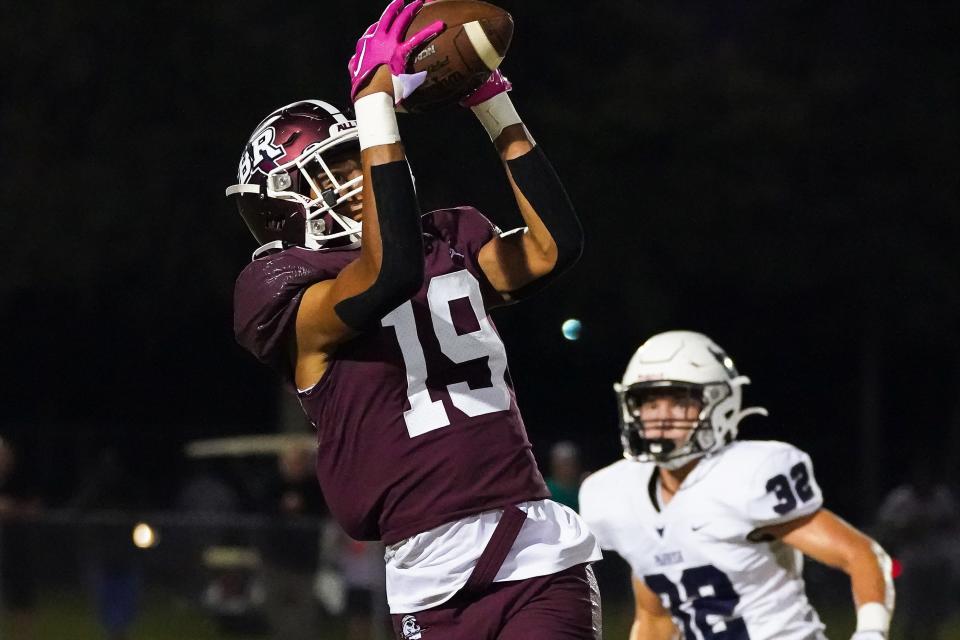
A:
459;69;512;107
850;632;886;640
348;0;444;103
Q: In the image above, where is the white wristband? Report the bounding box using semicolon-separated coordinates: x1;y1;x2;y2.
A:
354;92;400;150
856;602;891;634
470;92;523;141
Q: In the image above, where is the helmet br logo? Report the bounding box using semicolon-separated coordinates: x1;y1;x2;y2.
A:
237;127;284;183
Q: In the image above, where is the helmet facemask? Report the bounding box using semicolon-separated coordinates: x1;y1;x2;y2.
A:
617;381;735;470
264;136;364;250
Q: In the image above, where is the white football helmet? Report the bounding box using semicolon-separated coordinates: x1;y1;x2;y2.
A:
615;330;767;469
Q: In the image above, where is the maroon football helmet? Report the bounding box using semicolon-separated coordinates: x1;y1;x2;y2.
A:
226;100;362;258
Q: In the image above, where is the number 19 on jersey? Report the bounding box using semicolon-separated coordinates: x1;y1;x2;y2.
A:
382;270;511;437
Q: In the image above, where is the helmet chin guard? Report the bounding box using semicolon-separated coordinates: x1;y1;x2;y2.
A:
615;331;767;468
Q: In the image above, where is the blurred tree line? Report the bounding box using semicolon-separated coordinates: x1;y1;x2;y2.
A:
0;1;957;517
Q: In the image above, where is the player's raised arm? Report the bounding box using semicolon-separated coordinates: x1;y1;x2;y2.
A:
295;1;444;361
630;575;681;640
760;509;896;640
463;72;584;301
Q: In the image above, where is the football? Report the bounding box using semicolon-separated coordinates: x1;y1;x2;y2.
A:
400;0;514;113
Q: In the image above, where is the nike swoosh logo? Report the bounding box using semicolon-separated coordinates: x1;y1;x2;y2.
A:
354;42;368;78
691;523;708;531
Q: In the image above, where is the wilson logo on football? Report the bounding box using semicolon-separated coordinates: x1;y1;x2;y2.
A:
413;43;437;63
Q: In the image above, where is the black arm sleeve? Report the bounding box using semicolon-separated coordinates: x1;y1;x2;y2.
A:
505;145;584;292
334;161;424;330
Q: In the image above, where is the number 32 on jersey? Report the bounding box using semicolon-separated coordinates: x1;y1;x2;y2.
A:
382;270;510;437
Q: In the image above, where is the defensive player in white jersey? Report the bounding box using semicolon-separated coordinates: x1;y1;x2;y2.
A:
579;331;895;640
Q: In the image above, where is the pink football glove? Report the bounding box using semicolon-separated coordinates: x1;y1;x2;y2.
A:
459;70;512;108
348;0;445;103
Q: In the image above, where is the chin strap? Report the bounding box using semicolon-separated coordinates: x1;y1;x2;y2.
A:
304;212;362;249
302;209;364;250
251;241;286;260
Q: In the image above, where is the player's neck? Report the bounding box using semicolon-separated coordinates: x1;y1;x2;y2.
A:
658;458;700;506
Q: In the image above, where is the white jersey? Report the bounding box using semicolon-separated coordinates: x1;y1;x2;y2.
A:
580;440;826;640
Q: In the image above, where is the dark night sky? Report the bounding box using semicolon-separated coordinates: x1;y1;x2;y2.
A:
2;1;957;519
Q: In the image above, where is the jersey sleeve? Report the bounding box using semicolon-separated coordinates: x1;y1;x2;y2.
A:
423;205;499;255
424;207;503;307
233;252;334;383
578;471;618;551
743;444;824;528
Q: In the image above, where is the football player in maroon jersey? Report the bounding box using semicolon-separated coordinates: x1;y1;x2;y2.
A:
227;1;601;638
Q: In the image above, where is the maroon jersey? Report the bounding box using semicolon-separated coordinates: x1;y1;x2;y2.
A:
235;207;550;543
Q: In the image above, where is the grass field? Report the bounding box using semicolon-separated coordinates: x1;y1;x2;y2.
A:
4;589;960;639
2;591;225;640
